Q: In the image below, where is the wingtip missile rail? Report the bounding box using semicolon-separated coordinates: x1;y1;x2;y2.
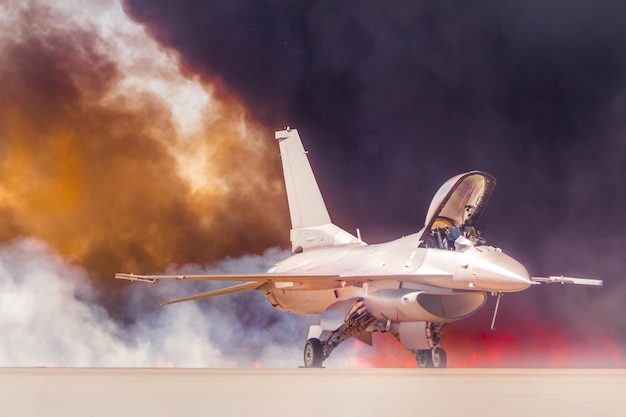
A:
531;276;603;286
115;273;159;284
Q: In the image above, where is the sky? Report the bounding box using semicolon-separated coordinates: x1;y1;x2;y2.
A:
1;0;625;367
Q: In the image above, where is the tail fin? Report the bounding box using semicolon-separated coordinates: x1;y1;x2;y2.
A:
275;128;363;253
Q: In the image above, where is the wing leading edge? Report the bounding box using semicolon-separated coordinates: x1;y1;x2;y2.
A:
115;272;343;284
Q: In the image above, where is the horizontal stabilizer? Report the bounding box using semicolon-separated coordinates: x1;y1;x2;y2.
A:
162;281;265;306
531;276;603;286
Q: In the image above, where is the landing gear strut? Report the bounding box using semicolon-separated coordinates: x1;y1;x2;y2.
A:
431;346;447;368
412;322;447;368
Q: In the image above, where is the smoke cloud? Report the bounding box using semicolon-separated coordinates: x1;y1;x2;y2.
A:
1;0;625;367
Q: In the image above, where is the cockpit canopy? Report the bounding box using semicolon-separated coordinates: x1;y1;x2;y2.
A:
424;171;496;231
421;171;496;250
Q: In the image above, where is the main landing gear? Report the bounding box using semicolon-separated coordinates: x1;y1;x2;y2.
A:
303;338;324;368
412;322;447;368
302;300;377;368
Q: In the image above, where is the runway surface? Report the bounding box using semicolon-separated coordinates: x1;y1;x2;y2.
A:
1;368;625;417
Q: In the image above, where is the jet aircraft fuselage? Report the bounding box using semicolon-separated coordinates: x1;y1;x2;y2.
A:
266;233;530;317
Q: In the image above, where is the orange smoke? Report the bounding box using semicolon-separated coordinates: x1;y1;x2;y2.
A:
0;2;288;281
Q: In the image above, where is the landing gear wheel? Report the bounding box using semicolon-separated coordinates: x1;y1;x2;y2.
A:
431;347;447;368
416;350;433;368
304;338;324;368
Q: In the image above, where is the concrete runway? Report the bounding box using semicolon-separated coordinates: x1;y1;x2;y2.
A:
1;368;625;417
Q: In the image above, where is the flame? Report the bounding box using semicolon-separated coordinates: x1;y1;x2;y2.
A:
155;354;174;368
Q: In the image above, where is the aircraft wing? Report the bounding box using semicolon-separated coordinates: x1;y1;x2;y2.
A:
115;272;346;306
531;276;603;286
116;271;454;305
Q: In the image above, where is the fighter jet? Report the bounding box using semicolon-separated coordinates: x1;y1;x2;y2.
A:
116;128;602;368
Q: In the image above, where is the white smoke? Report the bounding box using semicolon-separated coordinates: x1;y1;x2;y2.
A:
0;238;302;367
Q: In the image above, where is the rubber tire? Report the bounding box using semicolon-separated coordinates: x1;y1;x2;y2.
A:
431;347;447;368
416;350;433;368
304;338;324;368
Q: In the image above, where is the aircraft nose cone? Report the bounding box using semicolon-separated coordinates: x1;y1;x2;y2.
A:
473;251;531;292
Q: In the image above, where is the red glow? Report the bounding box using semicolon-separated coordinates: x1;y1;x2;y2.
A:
444;308;626;368
344;308;625;368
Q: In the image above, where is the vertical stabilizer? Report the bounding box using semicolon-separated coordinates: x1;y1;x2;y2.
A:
275;129;362;252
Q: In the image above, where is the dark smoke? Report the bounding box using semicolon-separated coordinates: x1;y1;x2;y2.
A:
122;0;626;248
